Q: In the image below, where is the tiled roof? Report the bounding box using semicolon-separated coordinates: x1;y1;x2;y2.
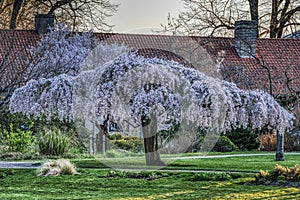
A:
1;29;300;95
220;39;300;94
0;29;39;88
94;33;300;94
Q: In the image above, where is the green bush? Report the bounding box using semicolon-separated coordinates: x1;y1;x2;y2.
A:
0;169;13;179
0;152;24;160
190;172;232;181
38;128;71;156
0;113;34;137
285;131;300;151
110;135;143;153
226;128;260;151
213;136;239;152
1;123;34;152
105;149;123;158
105;170;168;180
109;133;123;140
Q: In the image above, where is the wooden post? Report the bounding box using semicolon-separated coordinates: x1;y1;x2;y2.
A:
102;134;106;153
93;122;97;154
89;134;94;155
275;130;284;161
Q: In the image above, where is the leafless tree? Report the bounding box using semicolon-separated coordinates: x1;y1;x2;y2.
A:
163;0;300;38
0;0;118;31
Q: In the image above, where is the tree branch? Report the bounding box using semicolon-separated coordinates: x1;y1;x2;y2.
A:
9;0;23;29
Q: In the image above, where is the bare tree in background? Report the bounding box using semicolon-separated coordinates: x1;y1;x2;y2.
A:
0;0;118;31
163;0;300;38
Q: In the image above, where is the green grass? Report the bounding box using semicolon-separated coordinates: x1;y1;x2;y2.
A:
179;151;268;156
72;153;300;172
1;153;300;199
166;154;300;172
0;168;300;200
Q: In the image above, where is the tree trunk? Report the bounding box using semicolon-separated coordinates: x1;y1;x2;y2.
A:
276;131;284;161
248;0;259;22
270;0;279;38
248;0;259;37
95;117;110;153
96;129;110;153
9;0;23;29
141;113;165;166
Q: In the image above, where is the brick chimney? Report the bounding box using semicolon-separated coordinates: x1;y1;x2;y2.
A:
234;20;258;58
35;14;54;34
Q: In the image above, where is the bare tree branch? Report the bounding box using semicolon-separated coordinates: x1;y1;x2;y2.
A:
9;0;23;29
0;0;118;31
163;0;300;38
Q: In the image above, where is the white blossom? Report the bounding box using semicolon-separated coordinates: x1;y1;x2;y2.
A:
9;27;295;136
27;24;99;80
10;74;74;121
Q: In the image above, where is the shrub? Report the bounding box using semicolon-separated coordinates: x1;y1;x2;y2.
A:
190;172;232;181
226;128;260;151
258;132;300;152
38;128;71;156
1;123;34;152
213;136;239;152
105;149;123;158
110;136;143;153
105;170;168;180
37;159;78;176
258;133;276;151
255;164;300;184
109;133;123;140
285;130;300;151
0;113;34;138
0;169;13;179
0;152;23;160
255;170;270;182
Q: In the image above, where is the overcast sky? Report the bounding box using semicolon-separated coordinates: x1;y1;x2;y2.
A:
107;0;183;34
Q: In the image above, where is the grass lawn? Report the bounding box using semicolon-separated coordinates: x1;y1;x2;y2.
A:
73;153;300;172
1;153;300;199
166;153;300;172
1;168;300;200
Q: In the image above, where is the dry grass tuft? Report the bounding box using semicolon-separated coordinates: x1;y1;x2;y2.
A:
37;159;78;176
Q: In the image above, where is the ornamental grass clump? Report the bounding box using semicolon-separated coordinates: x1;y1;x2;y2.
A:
38;128;71;156
37;159;78;176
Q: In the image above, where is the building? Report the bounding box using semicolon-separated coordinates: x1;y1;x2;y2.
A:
1;17;300;98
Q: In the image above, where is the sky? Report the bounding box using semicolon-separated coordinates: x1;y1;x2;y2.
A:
107;0;184;34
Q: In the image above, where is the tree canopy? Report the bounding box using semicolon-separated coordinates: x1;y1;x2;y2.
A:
9;26;295;164
10;51;294;135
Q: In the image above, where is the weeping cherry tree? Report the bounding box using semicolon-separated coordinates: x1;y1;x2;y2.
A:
10;48;294;164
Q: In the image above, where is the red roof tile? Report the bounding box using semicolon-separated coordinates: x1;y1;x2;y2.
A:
1;29;300;95
0;29;39;88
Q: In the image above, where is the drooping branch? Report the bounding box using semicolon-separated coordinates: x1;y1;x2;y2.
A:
8;28;295;164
